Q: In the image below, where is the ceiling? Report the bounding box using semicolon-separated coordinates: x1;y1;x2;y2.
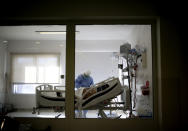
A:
0;25;150;41
0;25;66;41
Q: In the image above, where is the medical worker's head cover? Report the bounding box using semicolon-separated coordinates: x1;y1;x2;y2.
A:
84;70;91;76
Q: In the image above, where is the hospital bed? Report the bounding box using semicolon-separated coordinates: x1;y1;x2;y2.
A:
33;77;125;118
34;84;65;114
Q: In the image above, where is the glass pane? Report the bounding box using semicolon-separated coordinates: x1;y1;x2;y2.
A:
12;55;36;83
0;25;66;118
75;25;152;119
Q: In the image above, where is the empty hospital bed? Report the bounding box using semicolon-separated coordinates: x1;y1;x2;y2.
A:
34;84;65;114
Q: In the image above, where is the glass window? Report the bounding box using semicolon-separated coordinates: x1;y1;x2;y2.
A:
0;25;66;118
75;25;153;119
12;54;60;84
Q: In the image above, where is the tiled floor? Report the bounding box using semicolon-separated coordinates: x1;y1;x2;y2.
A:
7;109;65;118
7;109;129;118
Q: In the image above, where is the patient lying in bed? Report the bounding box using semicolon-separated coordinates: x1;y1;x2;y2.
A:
74;77;123;109
75;88;97;99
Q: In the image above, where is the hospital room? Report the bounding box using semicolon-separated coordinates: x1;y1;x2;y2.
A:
0;25;153;119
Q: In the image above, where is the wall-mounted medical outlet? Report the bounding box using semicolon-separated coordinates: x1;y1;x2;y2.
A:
60;75;64;79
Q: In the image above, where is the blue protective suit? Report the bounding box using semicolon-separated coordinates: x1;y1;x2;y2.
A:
75;74;94;89
75;74;94;118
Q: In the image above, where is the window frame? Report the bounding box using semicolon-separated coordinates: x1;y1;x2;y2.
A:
66;20;158;121
1;17;161;129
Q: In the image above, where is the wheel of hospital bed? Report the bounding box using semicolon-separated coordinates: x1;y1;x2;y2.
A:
97;97;122;119
98;108;121;119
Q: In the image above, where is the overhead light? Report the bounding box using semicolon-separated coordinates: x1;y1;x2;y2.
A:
36;31;80;34
35;41;40;44
36;31;66;34
3;40;8;43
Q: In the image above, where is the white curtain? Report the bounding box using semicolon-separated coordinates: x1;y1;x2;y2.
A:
11;54;60;84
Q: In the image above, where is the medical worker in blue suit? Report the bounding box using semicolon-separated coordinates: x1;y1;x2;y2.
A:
75;70;94;89
75;70;94;118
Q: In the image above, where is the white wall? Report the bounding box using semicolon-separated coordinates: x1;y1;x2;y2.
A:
75;52;119;83
76;40;125;52
0;41;8;105
127;25;153;115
